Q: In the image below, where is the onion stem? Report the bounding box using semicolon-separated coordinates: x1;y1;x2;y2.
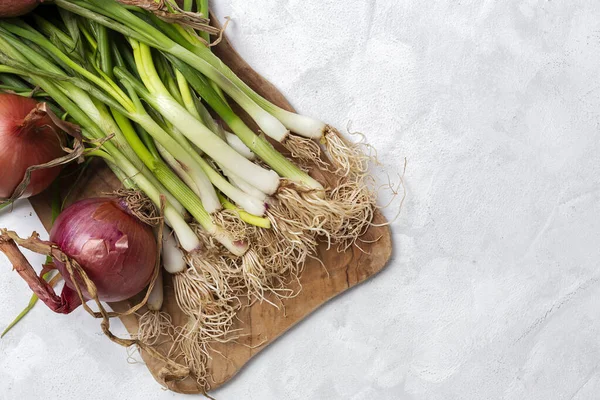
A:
33;15;77;55
146;269;164;311
1;270;58;338
0;21;132;109
175;70;201;120
183;0;193;13
219;195;272;229
225;132;256;160
197;0;210;42
220;165;268;201
162;227;187;274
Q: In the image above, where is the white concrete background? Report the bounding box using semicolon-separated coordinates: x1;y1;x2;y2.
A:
1;0;600;399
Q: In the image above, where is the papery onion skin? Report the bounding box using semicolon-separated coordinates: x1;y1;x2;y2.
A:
0;0;39;18
0;93;64;199
50;198;157;303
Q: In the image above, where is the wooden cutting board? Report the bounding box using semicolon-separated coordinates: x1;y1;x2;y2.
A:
28;23;393;394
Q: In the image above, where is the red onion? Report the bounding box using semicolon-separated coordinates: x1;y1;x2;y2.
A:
0;198;157;314
0;0;39;17
46;198;157;313
0;93;64;199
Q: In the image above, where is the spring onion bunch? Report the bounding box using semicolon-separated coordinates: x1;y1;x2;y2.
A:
51;0;375;240
0;0;378;390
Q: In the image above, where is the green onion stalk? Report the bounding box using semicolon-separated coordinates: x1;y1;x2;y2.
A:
32;17;270;220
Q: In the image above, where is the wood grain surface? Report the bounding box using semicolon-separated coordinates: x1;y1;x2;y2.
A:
28;18;392;394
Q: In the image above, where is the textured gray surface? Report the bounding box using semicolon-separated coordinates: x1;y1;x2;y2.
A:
2;1;600;399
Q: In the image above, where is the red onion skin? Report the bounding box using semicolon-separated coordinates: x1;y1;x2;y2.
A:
50;198;157;306
0;0;39;17
0;94;64;199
